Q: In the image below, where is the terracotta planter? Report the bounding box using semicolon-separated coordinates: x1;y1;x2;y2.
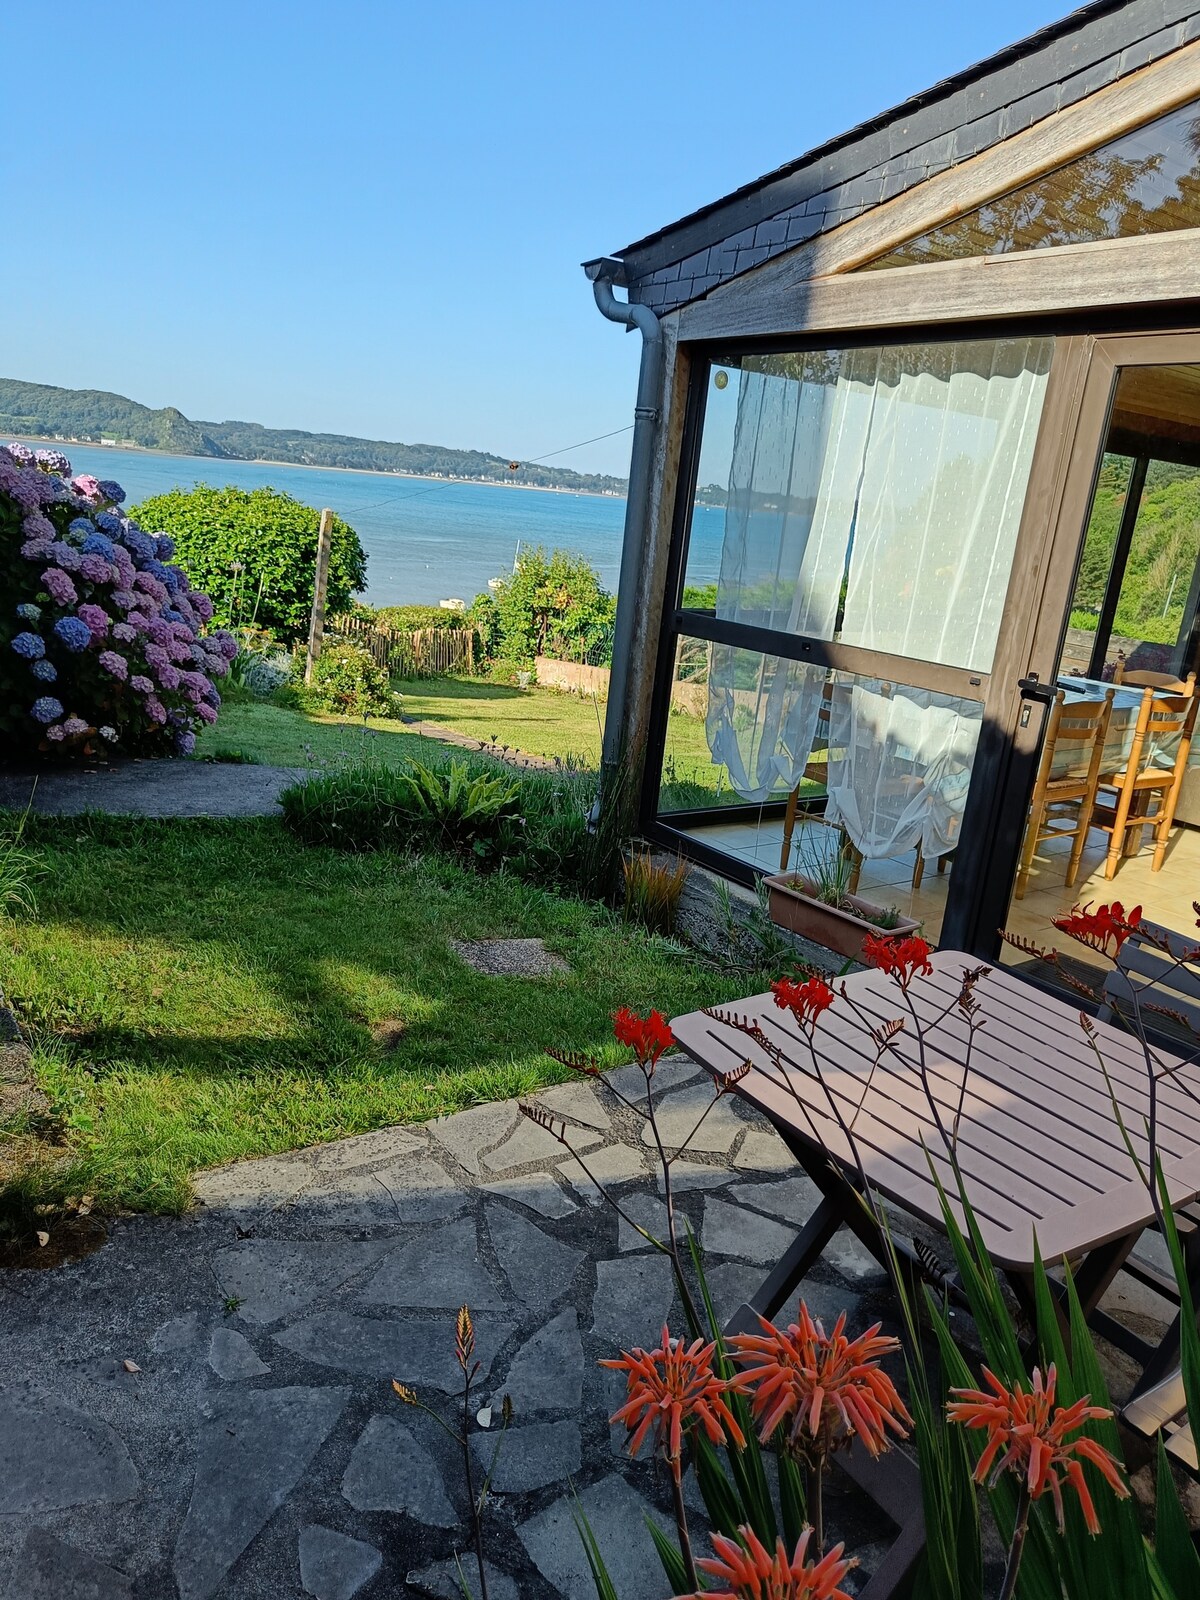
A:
762;872;921;963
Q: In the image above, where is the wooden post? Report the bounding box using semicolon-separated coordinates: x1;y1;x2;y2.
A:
304;508;334;684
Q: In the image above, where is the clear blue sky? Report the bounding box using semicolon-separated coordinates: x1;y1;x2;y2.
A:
4;1;1069;477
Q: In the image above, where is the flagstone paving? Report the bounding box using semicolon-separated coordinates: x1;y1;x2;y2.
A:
0;1057;898;1599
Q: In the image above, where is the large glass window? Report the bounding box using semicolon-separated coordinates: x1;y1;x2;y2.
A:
865;95;1200;270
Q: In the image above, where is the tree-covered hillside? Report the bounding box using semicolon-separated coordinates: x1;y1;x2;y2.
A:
0;377;628;495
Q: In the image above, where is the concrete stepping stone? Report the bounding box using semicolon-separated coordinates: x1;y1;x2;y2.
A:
408;1558;520;1600
658;1160;732;1193
605;1055;700;1102
535;1078;611;1130
451;937;570;976
557;1142;646;1202
299;1525;382;1600
518;1473;673;1600
493;1307;582;1414
486;1204;584;1306
209;1327;270;1381
729;1175;822;1227
358;1217;503;1310
429;1101;519;1176
482;1115;602;1172
304;1126;423;1174
152;1311;204;1354
193;1151;314;1212
482;1171;577;1219
732;1128;794;1173
639;1083;743;1155
292;1167;411;1230
616;1191;668;1251
702;1197;796;1265
592;1256;676;1349
375;1155;471;1222
470;1418;581;1491
703;1262;770;1328
0;1400;139;1512
214;1239;391;1326
9;1529;132;1600
275;1310;515;1391
341;1415;456;1524
173;1385;350;1600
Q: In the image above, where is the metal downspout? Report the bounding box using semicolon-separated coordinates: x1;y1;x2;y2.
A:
584;260;663;825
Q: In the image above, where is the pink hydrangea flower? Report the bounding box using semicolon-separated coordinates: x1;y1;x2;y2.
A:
144;696;167;725
71;475;103;501
41;567;79;606
196;701;219;724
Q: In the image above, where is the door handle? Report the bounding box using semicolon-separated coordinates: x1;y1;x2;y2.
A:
1017;674;1055;704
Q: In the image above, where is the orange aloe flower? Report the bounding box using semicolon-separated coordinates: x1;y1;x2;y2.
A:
947;1364;1128;1533
691;1524;856;1600
612;1006;674;1072
862;933;933;988
728;1303;911;1460
1052;901;1142;960
772;975;835;1028
601;1325;745;1463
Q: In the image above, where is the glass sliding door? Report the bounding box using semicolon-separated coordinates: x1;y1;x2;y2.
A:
649;334;1056;944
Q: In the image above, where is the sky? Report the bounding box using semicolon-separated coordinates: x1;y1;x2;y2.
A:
4;1;1073;477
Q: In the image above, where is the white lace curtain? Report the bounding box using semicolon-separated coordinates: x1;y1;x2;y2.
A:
707;338;1052;852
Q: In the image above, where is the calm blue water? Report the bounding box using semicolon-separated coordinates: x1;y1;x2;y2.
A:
47;442;725;606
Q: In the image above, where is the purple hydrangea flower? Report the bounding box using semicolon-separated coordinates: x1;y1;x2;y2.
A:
174;730;196;756
6;472;43;510
96;479;126;505
144;696;167;725
79;554;115;584
214;630;238;660
52;615;92;652
22;511;55;541
31;658;57;683
130;674;154;694
112;622;136;644
77;603;110;640
16;602;41;623
144;643;170;671
155;534;176;559
6;442;34;464
156;663;182;690
98;650;128;681
196;701;219;724
62;716;90;737
20;539;54;562
166;637;191;663
31;696;64;724
42;568;79;606
11;631;45;660
191;592;215;623
34;448;72;474
111;590;136;612
133;573;168;605
44;723;66;742
145;618;171;646
48;541;82;573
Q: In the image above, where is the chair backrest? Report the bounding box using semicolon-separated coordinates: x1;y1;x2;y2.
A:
1097;916;1200;1038
1113;657;1197;695
1041;689;1115;784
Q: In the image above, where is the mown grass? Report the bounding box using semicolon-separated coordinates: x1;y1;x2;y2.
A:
0;813;757;1216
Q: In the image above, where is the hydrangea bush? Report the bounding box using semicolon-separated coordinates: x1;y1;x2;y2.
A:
0;444;237;758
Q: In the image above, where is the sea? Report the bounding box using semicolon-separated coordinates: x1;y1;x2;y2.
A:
41;442;726;607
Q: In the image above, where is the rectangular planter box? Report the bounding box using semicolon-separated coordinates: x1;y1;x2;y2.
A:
762;871;921;964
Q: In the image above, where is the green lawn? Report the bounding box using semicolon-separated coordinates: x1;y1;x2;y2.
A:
1;814;755;1215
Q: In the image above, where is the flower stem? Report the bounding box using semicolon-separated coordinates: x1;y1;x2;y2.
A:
810;1452;825;1556
998;1484;1031;1600
460;1373;489;1600
669;1458;699;1592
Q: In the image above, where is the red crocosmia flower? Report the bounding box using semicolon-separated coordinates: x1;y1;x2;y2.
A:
728;1303;911;1461
946;1364;1128;1534
601;1325;745;1465
1052;901;1143;960
772;976;835;1028
612;1006;674;1072
862;934;933;989
691;1524;856;1600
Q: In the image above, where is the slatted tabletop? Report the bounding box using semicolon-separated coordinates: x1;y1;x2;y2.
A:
672;951;1200;1270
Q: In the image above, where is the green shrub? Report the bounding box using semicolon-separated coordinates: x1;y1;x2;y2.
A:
366;604;470;632
128;485;366;640
301;639;396;718
490;546;616;666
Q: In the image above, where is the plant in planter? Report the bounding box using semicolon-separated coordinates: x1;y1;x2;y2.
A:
763;823;920;961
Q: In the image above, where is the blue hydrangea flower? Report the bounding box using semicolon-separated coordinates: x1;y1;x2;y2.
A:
96;479;126;505
52;615;92;652
31;696;64;724
155;534;176;559
121;527;156;562
16;602;41;624
174;729;196;755
10;631;44;660
80;532;116;561
31;658;57;682
67;516;96;542
94;512;122;534
164;607;184;625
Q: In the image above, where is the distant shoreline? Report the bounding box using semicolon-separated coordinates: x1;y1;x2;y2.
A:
9;435;627;504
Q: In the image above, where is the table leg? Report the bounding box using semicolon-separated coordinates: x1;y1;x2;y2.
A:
1127;1224;1200;1401
723;1194;842;1336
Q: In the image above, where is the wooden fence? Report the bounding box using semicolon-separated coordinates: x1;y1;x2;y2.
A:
326;614;477;678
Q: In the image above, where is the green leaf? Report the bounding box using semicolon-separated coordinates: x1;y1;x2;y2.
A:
572;1493;622;1600
1154;1435;1200;1599
693;1431;747;1540
778;1451;807;1550
646;1516;690;1593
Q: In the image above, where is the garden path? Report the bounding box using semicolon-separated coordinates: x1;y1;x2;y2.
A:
0;1059;894;1600
0;761;307;819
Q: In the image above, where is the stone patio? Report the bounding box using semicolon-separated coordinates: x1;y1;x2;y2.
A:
0;1056;905;1599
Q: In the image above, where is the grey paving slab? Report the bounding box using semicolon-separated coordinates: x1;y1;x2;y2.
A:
702;1197;797;1265
486;1204;585;1306
658;1159;733;1193
616;1191;669;1252
374;1155;471;1222
604;1054;700;1103
729;1174;823;1227
357;1218;504;1310
428;1102;519;1176
592;1256;676;1350
732;1128;795;1173
208;1327;270;1381
407;1558;520;1600
534;1079;612;1130
640;1083;744;1155
703;1262;770;1328
493;1307;583;1414
214;1240;391;1326
481;1171;578;1219
193;1151;315;1212
0;760;307;818
299;1524;382;1600
305;1126;424;1174
341;1415;456;1525
173;1385;350;1600
481;1115;602;1173
7;1529;133;1600
274;1310;515;1391
0;1400;139;1512
518;1473;673;1600
152;1311;204;1355
470;1418;581;1492
825;1226;888;1285
557;1142;647;1202
290;1166;407;1230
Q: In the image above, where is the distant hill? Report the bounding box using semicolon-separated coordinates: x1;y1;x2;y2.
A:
0;377;629;496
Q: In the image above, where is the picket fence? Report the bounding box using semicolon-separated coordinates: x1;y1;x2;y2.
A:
326;614;477;678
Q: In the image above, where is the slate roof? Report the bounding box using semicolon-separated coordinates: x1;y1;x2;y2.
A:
597;1;1200;314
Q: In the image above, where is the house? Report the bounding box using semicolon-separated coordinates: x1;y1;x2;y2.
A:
587;0;1200;978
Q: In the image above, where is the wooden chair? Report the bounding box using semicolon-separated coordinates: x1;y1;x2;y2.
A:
1014;689;1115;900
1092;688;1199;878
779;680;835;873
1112;655;1197;696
